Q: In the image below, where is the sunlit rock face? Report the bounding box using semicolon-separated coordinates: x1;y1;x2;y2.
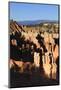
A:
43;61;57;79
52;63;57;79
23;31;40;48
11;39;17;46
41;32;59;79
43;63;51;78
53;45;59;62
34;52;40;68
42;44;58;79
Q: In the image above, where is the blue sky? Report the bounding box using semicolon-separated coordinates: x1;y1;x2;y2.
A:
9;2;59;21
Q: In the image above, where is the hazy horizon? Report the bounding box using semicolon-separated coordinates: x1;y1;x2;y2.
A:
10;19;58;22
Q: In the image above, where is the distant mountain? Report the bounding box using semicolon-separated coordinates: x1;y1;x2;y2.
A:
17;20;58;26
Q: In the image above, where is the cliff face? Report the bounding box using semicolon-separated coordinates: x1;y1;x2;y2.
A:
9;20;24;34
9;20;59;81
